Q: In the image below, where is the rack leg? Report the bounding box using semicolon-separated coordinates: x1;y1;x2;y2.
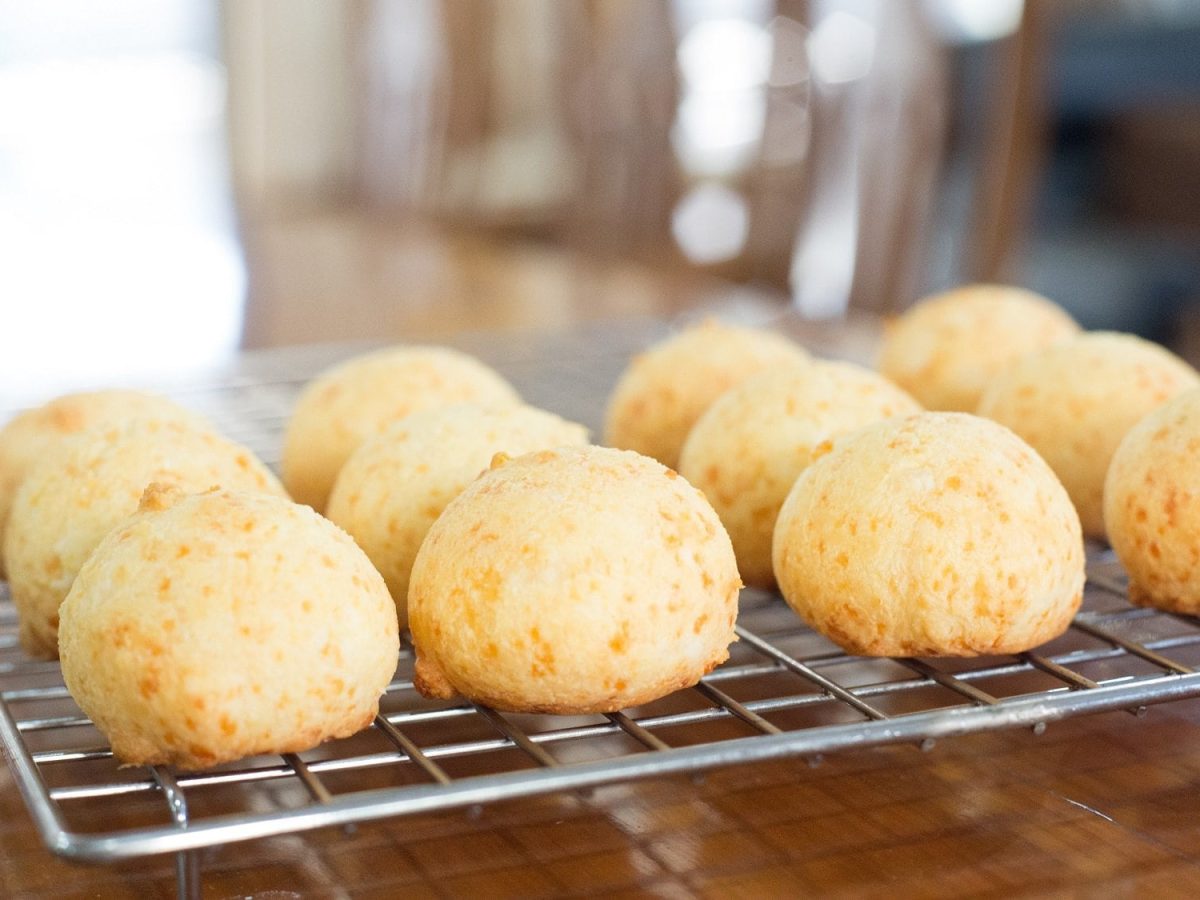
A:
176;850;201;900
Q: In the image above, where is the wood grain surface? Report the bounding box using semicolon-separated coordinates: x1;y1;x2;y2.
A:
6;706;1200;898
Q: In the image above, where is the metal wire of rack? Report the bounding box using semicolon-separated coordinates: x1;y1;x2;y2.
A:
3;336;1200;900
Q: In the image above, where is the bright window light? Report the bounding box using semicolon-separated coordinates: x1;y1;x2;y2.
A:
677;18;773;91
922;0;1024;44
807;10;878;85
0;1;243;408
672;15;773;177
672;182;750;264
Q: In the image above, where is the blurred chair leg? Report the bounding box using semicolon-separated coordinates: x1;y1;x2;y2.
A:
967;0;1050;283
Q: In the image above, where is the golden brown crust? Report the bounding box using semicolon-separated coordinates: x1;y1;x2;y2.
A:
415;647;731;715
326;404;588;625
408;445;741;713
281;346;520;511
5;419;286;660
138;481;183;512
978;331;1200;537
679;360;920;589
58;489;399;770
1106;388;1200;613
604;319;809;469
878;284;1079;412
822;593;1082;658
0;390;201;577
412;654;456;700
772;413;1085;657
105;709;380;770
1127;582;1200;615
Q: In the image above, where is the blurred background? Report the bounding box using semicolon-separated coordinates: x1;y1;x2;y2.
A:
2;0;1199;395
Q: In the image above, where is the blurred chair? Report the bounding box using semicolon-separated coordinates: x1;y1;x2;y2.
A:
223;0;1040;316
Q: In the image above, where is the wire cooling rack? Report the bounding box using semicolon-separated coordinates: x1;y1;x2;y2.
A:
3;329;1200;895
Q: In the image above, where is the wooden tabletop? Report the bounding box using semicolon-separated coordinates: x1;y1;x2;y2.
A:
4;212;1200;899
8;706;1200;899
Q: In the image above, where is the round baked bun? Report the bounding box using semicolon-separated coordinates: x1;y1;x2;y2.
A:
773;413;1084;657
604;319;809;469
977;331;1199;537
326;404;589;623
1105;389;1200;612
679;361;920;588
59;485;399;770
0;390;199;577
5;418;286;659
281;346;520;511
409;446;741;713
878;284;1079;412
